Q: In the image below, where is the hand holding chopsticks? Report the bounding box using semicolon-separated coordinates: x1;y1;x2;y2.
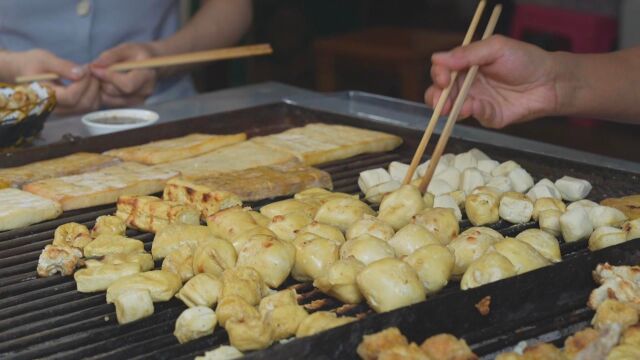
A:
405;2;502;193
15;43;272;84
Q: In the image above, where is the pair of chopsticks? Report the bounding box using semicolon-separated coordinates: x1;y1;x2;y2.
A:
403;0;502;193
15;43;273;84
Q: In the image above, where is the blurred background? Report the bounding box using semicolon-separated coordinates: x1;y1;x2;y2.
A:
187;0;639;162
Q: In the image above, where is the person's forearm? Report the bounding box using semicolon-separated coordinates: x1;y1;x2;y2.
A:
553;48;640;124
150;0;252;77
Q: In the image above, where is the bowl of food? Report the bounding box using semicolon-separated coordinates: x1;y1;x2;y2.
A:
0;82;56;148
81;108;159;136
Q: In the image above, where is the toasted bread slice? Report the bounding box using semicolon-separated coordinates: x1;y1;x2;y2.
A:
250;123;403;165
104;133;246;164
153;141;298;180
23;162;178;211
0;152;119;188
0;188;62;231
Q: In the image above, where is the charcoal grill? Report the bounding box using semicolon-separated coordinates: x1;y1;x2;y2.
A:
1;103;639;359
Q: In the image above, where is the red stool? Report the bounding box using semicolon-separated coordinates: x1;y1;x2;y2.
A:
511;4;618;126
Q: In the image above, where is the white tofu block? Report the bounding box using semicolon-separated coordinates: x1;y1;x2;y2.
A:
566;199;598;212
554;176;592;201
358;168;392;193
468;148;491;162
440;153;456;167
499;193;534;224
477;159;500;174
588;206;628;228
453;152;477;172
508;168;534;193
486;176;512;194
417;160;448;177
560;207;593;242
388;162;416;182
115;289;154;325
426;179;455;196
526;184;562;202
491;160;521;177
434;167;461;190
434;194;462;221
623;219;640;240
365;180;402;205
448;190;466;209
539;209;562;237
461;168;486;195
588;226;628;251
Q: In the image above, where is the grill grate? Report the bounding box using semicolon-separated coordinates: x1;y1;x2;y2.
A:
1;103;639;359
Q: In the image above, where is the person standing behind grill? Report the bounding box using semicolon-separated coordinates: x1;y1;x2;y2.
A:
425;35;640;128
0;0;252;115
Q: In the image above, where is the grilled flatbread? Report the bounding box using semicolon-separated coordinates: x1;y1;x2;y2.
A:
153;141;298;180
163;179;242;218
250;123;403;165
104;133;246;165
0;152;119;188
23;162;178;211
174;163;332;202
0;188;62;231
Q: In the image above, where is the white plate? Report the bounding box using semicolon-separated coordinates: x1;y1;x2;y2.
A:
81;109;159;136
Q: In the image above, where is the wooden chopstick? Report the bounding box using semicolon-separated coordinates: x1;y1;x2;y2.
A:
15;43;272;84
403;0;486;184
418;4;502;193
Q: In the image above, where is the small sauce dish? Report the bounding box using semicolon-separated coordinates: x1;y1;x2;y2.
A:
81;109;159;136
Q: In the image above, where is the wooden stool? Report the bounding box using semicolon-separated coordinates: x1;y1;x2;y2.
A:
314;27;464;101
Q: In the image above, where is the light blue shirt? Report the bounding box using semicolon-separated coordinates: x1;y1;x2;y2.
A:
0;0;196;104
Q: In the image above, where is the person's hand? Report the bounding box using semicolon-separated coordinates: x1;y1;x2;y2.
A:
0;49;101;114
90;43;159;107
425;35;560;128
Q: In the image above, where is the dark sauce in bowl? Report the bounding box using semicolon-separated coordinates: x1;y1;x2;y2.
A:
90;116;149;125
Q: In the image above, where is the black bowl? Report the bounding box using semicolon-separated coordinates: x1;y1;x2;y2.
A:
0;96;56;148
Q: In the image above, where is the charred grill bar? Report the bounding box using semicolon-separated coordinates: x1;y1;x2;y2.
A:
1;86;639;359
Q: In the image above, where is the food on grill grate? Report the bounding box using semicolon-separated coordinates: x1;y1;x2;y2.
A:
449;227;503;277
260;289;309;340
236;235;295;288
492;238;551;275
0;188;62;231
589;226;628;251
268;212;313;242
91;215;127;237
358;168;392;195
461;252;516;290
314;258;365;304
357;327;409;360
588;205;628;228
591;299;639;330
315;197;375;231
539;209;563;237
195;346;243;360
207;206;262;241
388;223;440;257
364;180;402;205
514;229;561;263
162;245;196;282
420;333;477;360
0;152;119;188
36;244;83;277
601;195;640;220
588;263;640;310
624;219;640;240
359;330;478;360
291;232;340;281
104;133;247;164
466;192;500;226
192;237;237;277
85;252;154;271
176;273;223;308
219;266;269;306
251;123;403;166
412;208;460;245
115;195;201;233
378;184;425;230
526;178;562;201
560;207;594;242
174;306;218;344
405;244;454;294
356;258;426;313
83;234;145;257
52;222;93;250
163;179;242;218
433;194;462;221
340;234;395;266
114;289;154;325
23;162;178;211
555;176;593;202
151;223;217;260
295;311;356;338
499;192;534;224
532;197;566;221
153;141;298;180
106;270;182;303
226;315;273;351
346;214;395;242
74;262;142;292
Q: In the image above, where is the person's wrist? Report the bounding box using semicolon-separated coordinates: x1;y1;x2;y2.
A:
549;51;582;118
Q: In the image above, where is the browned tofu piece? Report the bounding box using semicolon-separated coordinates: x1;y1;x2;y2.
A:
163;178;242;218
357;327;409;360
23;162;178;211
251;123;403;165
104;133;246;164
0;152;119;188
420;333;477;360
